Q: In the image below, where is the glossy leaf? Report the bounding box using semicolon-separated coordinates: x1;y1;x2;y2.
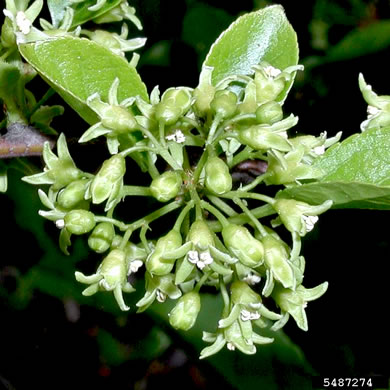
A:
70;0;122;27
19;36;148;124
314;126;390;185
204;5;299;101
277;126;390;209
278;181;390;210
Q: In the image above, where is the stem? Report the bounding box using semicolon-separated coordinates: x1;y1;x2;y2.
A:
180;116;205;137
147;151;160;179
221;190;276;206
207;203;276;232
29;88;56;118
130;200;182;232
121;185;152;197
207;195;237;218
239;172;270;192
219;276;230;316
95;216;128;230
159;120;167;147
290;231;301;261
233;197;267;237
173;200;195;231
190;188;203;220
120;145;156;157
192;149;208;184
194;271;212;293
119;228;133;250
200;200;229;228
206;113;223;145
140;224;150;252
139;125;181;170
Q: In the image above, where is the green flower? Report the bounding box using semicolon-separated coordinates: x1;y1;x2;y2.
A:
81;24;146;57
265;146;324;185
272;282;328;331
87;154;126;211
359;73;390;131
204;156;232;195
272;198;333;237
169;291;201;331
150;170;182;202
22;133;85;191
75;249;135;311
136;273;182;313
79;78;139;154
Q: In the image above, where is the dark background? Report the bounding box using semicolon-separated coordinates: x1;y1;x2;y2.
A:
1;1;390;389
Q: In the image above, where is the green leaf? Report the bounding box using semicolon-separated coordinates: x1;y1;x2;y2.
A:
315;126;390;185
278;182;390;210
70;0;122;28
204;5;299;100
326;20;390;63
19;36;148;124
277;126;390;209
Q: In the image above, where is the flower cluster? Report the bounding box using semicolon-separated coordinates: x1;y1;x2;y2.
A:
22;57;341;358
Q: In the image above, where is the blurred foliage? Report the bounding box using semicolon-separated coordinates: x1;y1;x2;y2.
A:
1;0;390;389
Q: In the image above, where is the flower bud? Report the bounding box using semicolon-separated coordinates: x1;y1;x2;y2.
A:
49;159;84;191
57;179;89;210
231;281;262;306
1;18;16;48
263;235;294;288
64;209;96;235
101;105;138;134
90;154;126;205
99;249;127;290
254;64;285;104
273;199;332;236
150;170;182;202
169;291;201;330
146;230;182;275
193;65;216;117
187;220;214;251
88;222;115;253
255;101;283;124
238;126;291;152
204;157;232;195
222;224;264;267
210;90;237;119
155;88;192;125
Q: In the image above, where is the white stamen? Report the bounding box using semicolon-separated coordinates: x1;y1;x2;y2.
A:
367;105;380;117
16;11;32;34
166;129;186;144
264;65;282;78
313;145;325;155
156;289;167;303
56;219;65;229
188;250;199;264
129;260;143;273
242;273;261;285
302;215;319;232
227;342;236;351
240;309;260;322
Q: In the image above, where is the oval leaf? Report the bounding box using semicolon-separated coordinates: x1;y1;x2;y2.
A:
277;126;390;209
19;36;148;124
278;181;390;210
204;5;299;100
315;126;390;186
